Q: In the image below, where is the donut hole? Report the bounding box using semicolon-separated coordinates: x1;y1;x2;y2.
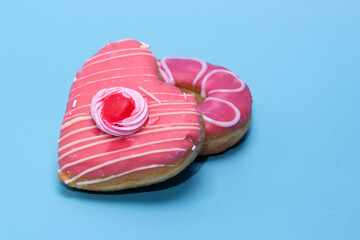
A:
177;86;204;105
158;70;205;105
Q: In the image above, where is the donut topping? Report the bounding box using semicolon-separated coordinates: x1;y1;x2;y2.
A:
91;87;149;136
102;93;135;123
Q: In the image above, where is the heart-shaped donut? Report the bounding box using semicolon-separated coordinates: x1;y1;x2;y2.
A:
57;40;205;191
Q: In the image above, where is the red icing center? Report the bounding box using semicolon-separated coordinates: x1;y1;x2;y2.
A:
102;93;135;123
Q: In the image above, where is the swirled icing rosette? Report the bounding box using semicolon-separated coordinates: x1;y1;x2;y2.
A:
91;87;148;136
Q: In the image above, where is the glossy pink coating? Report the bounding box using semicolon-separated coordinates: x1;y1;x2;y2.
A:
58;40;202;186
159;57;252;135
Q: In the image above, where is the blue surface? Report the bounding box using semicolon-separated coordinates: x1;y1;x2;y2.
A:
1;1;360;239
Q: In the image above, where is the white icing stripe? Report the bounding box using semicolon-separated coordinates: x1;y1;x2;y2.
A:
159;68;167;82
150;93;185;97
159;58;175;85
76;164;172;186
64;104;91;117
208;87;245;95
202;97;241;127
151;111;200;117
140;42;150;49
200;69;245;98
61;116;93;130
58;126;201;159
189;58;207;87
82;53;156;70
58;135;111;155
125;126;197;137
59;137;184;172
67;93;83;104
62;113;89;123
65;148;186;184
149;100;194;103
148;102;196;107
75;66;153;82
83;48;151;66
149;108;197;112
142;122;200;129
137;86;161;104
161;57;207;87
59;126;98;142
59;126;103;142
72;74;158;93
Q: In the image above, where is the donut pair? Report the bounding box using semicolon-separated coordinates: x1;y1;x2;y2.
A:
57;39;252;191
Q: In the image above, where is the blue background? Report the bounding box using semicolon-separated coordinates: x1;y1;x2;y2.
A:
1;0;360;239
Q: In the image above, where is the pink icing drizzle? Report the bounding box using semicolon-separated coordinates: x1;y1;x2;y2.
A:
90;87;148;136
159;57;252;135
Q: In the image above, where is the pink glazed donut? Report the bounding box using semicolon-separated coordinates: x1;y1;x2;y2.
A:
58;40;205;191
159;58;252;155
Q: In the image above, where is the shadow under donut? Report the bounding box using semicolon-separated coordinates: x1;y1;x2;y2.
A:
57;156;208;202
206;124;252;159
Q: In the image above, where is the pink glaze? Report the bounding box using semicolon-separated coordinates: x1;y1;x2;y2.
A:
58;40;202;185
159;57;252;135
90;87;149;136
